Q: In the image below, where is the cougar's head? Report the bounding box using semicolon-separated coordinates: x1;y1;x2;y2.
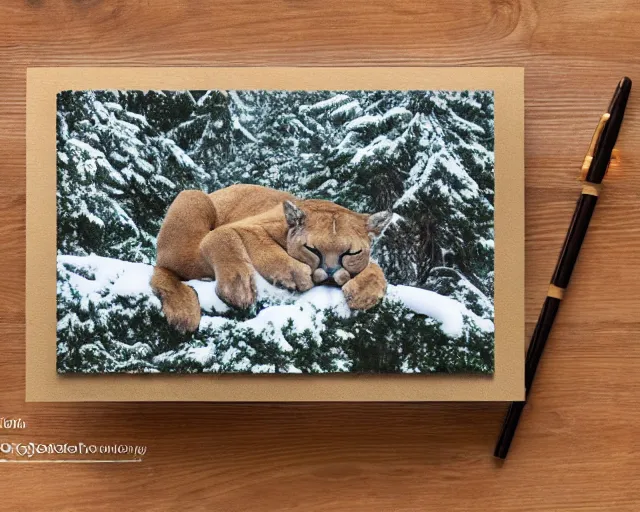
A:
283;199;392;286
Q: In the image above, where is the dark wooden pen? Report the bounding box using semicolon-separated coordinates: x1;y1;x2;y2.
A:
494;77;632;460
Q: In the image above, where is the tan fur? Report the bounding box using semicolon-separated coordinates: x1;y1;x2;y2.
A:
150;267;201;333
151;184;390;332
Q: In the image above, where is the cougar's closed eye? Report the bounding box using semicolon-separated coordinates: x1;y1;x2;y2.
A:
304;244;323;264
341;249;362;257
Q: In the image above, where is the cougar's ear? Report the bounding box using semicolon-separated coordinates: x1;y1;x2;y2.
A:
283;201;306;229
367;210;393;236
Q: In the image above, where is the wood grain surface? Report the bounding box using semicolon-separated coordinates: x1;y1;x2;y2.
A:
1;0;639;510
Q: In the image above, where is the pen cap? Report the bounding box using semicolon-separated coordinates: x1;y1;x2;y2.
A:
586;77;632;184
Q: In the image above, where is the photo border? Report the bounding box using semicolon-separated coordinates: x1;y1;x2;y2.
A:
26;67;524;401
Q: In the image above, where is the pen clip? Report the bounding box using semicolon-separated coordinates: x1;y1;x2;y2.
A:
579;113;610;181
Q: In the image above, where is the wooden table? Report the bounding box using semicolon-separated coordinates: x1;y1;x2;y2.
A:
1;1;639;510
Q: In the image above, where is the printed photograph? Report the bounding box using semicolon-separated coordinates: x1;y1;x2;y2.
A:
56;88;495;374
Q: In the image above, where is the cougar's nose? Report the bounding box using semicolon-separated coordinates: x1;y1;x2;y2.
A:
325;266;340;277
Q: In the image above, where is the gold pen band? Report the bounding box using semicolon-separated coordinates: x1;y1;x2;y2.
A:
581;182;602;196
547;284;566;300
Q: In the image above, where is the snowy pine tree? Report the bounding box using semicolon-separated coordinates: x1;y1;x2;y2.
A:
57;90;207;263
167;90;231;184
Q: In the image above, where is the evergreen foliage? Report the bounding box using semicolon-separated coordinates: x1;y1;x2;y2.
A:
57;90;208;263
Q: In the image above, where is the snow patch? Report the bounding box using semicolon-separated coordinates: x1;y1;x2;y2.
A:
300;94;351;115
232;116;258;142
58;255;494;344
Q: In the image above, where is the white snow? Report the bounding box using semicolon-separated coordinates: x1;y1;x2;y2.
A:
330;100;362;120
228;90;251;112
153;175;176;189
345;108;411;132
383;106;412;120
289;118;314;136
58;255;494;345
442;156;479;199
79;204;105;228
123;111;150;128
387;285;493;337
232;116;258;142
103;101;123;112
196;91;212;106
187;345;215;364
345;114;381;131
67;138;104;159
184;278;230;313
160;139;202;172
335;329;355;340
300;94;351;114
449;111;485;134
316;178;339;193
350;135;397;166
336;131;359;152
480;238;494;249
199;316;231;331
59;254;156;300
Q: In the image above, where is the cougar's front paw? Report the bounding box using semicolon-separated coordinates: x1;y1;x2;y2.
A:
333;268;351;286
292;263;314;291
216;266;257;309
313;268;329;284
342;277;386;311
272;263;314;292
162;284;201;334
